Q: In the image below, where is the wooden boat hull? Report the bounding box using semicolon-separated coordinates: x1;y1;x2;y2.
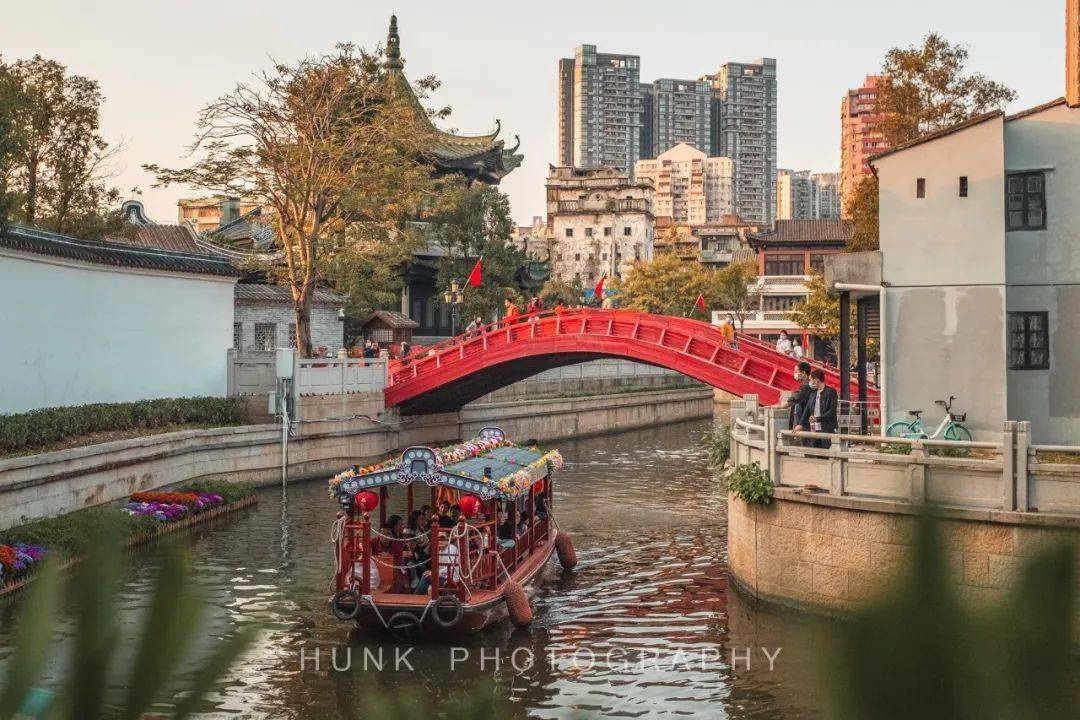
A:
354;537;556;637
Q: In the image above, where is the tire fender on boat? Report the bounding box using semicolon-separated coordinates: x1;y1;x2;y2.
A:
555;532;577;570
503;580;533;627
331;589;362;620
431;593;464;628
387;611;423;642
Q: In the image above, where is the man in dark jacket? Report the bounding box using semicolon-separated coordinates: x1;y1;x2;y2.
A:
787;361;814;442
803;368;839;448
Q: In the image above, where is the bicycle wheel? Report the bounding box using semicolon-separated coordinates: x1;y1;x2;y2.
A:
943;423;972;442
885;420;913;437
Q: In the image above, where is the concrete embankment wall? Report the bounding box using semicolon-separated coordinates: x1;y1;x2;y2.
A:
0;386;713;531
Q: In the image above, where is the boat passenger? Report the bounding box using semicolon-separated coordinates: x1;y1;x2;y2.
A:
496;507;515;548
535;494;549;519
375;514;404;554
517;511;532;537
413;540;460;595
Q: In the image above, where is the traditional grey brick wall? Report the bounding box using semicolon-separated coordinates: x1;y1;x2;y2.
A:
234;305;343;353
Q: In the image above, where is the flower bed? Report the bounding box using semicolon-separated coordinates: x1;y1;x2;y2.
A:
0;479;255;596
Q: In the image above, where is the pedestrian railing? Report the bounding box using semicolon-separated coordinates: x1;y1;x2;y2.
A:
727;397;1079;516
227;350;386;397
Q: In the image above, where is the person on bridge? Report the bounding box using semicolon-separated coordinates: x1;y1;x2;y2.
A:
804;368;839;448
720;314;736;343
554;302;566;314
526;296;542;317
504;298;521;324
776;330;793;356
465;316;482;336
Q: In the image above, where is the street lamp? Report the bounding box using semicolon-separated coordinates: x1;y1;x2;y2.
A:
443;279;463;336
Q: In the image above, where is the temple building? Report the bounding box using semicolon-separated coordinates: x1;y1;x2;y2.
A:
383;15;525;341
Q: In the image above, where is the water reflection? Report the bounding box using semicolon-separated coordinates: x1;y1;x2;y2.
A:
0;419;821;719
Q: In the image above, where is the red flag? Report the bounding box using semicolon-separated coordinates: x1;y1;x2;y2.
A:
594;275;606;300
694;293;707;315
466;257;483;287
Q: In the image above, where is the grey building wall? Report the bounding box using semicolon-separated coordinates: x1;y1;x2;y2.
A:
705;58;778;225
234;305;343;353
557;58;576;166
649;78;711;157
639;82;654;160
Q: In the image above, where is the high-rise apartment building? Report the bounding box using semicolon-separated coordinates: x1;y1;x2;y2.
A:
635;143;733;225
647;78;712;157
840;75;889;208
639;82;654;160
545;166;653;284
556;45;643;173
776;171;842;221
703;59;778;226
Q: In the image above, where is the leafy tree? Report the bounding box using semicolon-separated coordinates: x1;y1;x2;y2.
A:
845;174;879;251
615;253;702;315
146;44;439;356
875;33;1016;147
707;259;760;330
0;55;128;239
539;278;581;307
787;273;843;357
430;183;527;321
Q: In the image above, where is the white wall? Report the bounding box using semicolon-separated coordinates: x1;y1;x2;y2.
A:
1004;102;1080;442
876;116;1008;437
0;250;235;413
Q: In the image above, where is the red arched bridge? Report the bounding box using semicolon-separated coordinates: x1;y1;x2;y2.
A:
385;308;877;414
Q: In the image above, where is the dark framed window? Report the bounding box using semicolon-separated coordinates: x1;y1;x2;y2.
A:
1008;311;1049;370
809;253;829;273
959;176;968;197
1006;172;1046;230
916;178;925;198
565;228;574;237
764;252;805;276
623;226;632;236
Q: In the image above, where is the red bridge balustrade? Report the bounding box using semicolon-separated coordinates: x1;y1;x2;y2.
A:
384;308;877;414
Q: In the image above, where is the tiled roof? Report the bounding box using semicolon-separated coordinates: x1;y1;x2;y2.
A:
360;310;420;329
1005;97;1067;122
234;283;346;307
868;110;1003;165
748;219;852;246
112;224;203;254
0;223;240;278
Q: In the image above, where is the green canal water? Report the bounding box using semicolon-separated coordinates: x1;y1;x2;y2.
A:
0;418;826;718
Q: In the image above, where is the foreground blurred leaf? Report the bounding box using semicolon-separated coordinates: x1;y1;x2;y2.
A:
0;561;60;720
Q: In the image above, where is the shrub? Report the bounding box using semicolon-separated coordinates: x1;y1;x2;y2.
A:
703;424;732;475
726;462;774;505
0;397;249;455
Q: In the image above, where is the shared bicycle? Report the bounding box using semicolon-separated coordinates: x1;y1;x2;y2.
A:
885;395;972;441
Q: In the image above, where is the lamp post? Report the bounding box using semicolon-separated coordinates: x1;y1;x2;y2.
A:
443;279;462;337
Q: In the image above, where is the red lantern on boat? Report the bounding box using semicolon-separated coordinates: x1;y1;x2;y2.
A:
354;490;379;512
459;494;482;518
533;478;545;494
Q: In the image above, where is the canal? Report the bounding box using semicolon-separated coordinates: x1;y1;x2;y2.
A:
0;418;824;718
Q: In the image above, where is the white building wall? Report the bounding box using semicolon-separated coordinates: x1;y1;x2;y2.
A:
0;250;235;413
1003;102;1080;443
875;116;1008;437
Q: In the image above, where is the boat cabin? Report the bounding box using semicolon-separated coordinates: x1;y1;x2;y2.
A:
328;427;567;635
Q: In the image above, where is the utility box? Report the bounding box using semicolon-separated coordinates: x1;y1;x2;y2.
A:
275;348;294;379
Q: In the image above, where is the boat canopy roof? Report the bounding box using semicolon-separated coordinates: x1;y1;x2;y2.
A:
329;427;563;502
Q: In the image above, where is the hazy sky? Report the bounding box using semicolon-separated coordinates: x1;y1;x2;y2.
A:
1;0;1066;226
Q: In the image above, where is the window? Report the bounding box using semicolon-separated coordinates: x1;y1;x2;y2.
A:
762;295;804;311
585;227;594;237
809;253;829;273
603;226;612;236
233;323;241;350
764;253;805;276
959;176;968;198
574;253;581;261
254;323;276;351
601;253;608;261
623;227;632;236
565;228;574;237
916;178;925;198
288;323;297;349
1008;312;1049;369
1006;172;1046;230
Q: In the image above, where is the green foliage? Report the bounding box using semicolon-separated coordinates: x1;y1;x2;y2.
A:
703;424;731;475
818;514;1076;719
0;396;249;455
845;174;879;252
0;54;129;240
726;462;773;505
876;33;1017;147
616;255;758;319
0;532;256;720
431;183;528;320
539;278;581;307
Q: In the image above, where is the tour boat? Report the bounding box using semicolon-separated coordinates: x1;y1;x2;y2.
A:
327;427;577;639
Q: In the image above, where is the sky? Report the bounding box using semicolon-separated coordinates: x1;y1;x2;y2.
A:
0;0;1066;227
